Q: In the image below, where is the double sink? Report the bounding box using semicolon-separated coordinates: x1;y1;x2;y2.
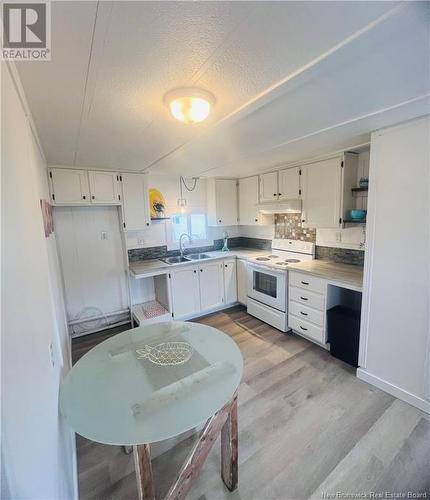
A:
161;253;211;265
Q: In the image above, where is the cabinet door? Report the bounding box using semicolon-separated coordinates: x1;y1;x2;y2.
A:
216;179;238;226
49;168;89;204
89;171;120;204
199;261;224;312
120;173;150;231
223;259;237;304
171;266;200;318
239;176;260;225
237;259;248;305
301;157;342;228
278;167;300;200
259;172;278;203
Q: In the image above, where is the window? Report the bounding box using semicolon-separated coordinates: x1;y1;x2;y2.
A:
170;213;208;245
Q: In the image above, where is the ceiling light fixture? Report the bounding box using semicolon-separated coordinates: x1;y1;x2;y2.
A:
164;88;216;124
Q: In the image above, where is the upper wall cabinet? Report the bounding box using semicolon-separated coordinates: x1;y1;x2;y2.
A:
278;167;300;200
301;154;358;229
259;171;278;203
238;176;260;225
49;168;121;205
49;168;90;204
120;173;151;231
88;170;120;204
207;178;238;226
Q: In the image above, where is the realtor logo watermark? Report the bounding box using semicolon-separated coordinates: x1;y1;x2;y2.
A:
2;2;51;60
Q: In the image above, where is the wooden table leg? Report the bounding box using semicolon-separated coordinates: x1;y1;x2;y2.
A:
221;394;238;491
133;444;155;500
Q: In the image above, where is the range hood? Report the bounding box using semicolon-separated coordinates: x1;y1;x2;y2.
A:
258;199;302;214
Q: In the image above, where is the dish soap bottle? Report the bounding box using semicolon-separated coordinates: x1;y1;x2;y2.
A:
222;231;229;252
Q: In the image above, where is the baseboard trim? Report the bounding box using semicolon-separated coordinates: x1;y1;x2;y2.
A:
357;368;430;414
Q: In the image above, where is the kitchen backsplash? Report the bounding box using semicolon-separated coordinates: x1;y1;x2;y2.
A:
128;236;271;262
274;214;316;242
315;246;365;266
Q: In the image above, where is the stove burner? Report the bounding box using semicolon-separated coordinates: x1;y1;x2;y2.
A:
256;257;270;261
285;258;301;263
276;261;289;266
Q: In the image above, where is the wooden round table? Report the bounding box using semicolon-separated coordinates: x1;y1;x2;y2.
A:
60;321;243;500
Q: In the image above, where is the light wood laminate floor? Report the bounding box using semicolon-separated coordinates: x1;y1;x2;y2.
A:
73;307;430;500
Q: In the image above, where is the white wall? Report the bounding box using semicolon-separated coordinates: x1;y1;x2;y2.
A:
1;63;77;498
358;116;430;413
53;206;129;330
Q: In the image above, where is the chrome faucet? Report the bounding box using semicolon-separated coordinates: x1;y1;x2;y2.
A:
179;233;191;257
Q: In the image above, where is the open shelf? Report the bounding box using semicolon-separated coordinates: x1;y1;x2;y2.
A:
351;187;368;193
132;300;171;326
343;219;366;224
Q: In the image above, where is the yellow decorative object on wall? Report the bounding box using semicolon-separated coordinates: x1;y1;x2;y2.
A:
149;188;166;218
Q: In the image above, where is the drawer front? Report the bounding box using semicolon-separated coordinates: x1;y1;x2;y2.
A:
289;271;326;294
289;286;325;311
289;314;325;344
289;300;325;326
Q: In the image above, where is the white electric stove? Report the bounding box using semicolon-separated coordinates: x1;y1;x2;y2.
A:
247;239;315;331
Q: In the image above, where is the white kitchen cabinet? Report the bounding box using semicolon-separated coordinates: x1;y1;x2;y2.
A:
88;170;120;204
170;265;200;319
301;154;358;229
238;176;260;225
278;167;300;200
49;168;89;204
199;260;225;312
206;178;238;226
223;259;237;305
259;171;278;203
237;259;248;305
120;173;150;231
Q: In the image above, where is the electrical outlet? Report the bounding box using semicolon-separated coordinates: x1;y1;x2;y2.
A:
49;342;55;368
101;231;108;240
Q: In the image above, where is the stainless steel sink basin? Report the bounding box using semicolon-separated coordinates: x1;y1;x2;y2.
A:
186;253;211;260
162;256;191;265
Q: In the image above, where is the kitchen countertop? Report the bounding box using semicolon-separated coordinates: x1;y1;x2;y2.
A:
129;247;266;278
287;260;363;290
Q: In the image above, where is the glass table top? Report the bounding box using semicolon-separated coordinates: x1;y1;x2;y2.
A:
60;321;243;446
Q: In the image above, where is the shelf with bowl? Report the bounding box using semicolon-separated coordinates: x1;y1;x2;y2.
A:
343;209;367;225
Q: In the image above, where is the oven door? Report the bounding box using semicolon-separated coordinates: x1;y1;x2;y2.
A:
247;263;286;312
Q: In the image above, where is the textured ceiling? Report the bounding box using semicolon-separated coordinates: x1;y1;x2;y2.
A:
16;1;430;176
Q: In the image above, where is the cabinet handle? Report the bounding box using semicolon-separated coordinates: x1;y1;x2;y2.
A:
255;218;258;222
200;269;203;272
194;270;197;273
273;193;277;196
300;296;309;301
301;281;309;285
278;193;281;196
302;219;306;223
300;311;308;316
91;195;95;200
300;326;308;331
146;222;150;227
218;219;222;223
225;264;227;268
82;195;86;200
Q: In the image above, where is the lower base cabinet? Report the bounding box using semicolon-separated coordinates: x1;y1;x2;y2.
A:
170;258;238;320
170;265;200;318
199;261;225;312
223;259;237;305
236;259;247;305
